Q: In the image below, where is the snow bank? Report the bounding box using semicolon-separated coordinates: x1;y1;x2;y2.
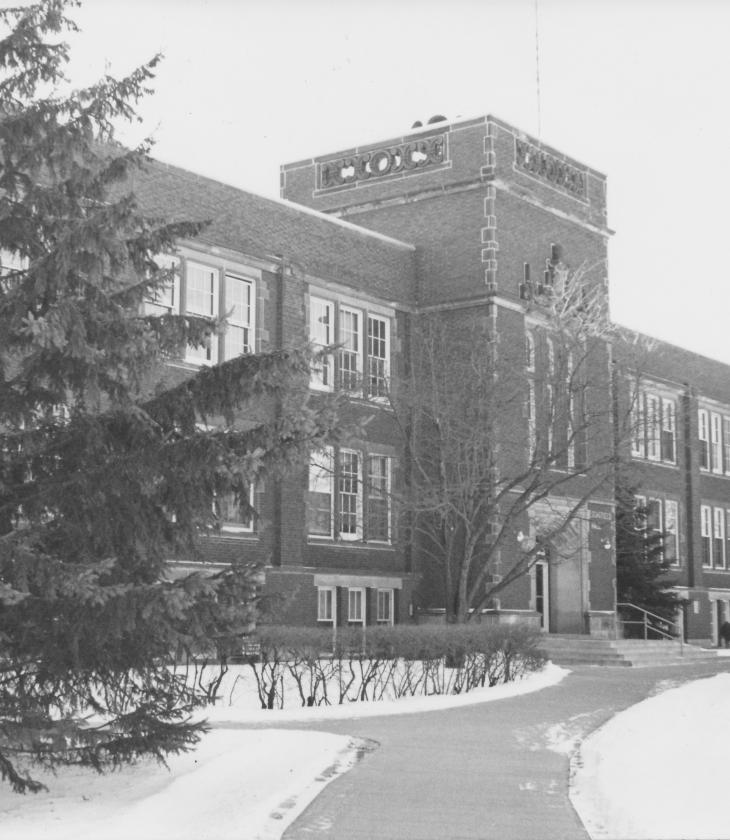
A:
0;663;567;840
199;661;569;724
0;729;357;840
571;673;730;839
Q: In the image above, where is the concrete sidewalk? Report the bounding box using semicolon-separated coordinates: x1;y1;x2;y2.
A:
273;659;730;840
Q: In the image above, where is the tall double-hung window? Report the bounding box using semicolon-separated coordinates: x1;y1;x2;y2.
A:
631;388;677;466
144;256;256;366
698;407;730;474
308;293;391;400
185;262;220;365
307;447;393;543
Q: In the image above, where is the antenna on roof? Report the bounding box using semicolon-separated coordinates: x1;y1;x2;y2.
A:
534;0;542;138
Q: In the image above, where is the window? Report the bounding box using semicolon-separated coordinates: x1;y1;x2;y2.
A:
664;500;679;564
634;495;647;531
367;316;390;398
309;294;392;400
185;262;219;365
546;384;554;454
308;447;334;537
661;399;676;463
711;413;723;474
377;589;394;625
698;409;710;470
348;587;365;624
726;511;730;567
310;297;334;390
647;498;663;545
338;450;362;540
317;587;335;622
701;505;712;567
308;447;393;543
630;392;645;458
526;380;536;460
339;307;361;391
214;485;254;533
143;254;179;317
525;330;535;372
646;395;660;461
367;455;391;542
144;256;256;366
223;274;254;360
631;389;677;466
724;418;730;476
566;351;575;469
714;507;726;569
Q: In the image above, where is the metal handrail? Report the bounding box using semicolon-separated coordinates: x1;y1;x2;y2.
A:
616;601;684;655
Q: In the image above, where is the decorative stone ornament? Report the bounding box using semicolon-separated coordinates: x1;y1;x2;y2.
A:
317;134;447;190
514;138;586;200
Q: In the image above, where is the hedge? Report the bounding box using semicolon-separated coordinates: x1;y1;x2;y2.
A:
241;623;546;710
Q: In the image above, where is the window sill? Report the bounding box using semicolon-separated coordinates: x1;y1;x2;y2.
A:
307;538;395;551
631;455;679;470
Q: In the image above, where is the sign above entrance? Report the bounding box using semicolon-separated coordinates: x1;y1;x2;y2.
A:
317;134;447;190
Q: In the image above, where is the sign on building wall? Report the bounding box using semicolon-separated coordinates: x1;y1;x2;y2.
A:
317;134;447;190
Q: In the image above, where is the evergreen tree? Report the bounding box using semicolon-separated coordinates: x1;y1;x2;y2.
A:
0;1;336;792
615;481;680;632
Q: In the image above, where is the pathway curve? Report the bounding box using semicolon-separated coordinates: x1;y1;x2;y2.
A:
250;659;730;840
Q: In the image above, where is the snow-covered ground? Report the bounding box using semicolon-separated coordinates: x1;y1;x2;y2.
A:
571;673;730;840
0;664;567;840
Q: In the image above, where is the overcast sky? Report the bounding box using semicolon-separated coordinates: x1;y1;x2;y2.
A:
62;0;730;363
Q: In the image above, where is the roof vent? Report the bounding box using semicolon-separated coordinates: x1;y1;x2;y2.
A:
427;114;447;124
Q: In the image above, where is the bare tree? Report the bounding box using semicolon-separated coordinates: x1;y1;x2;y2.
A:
392;267;638;622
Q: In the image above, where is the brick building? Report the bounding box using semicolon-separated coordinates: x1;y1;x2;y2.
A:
130;113;730;643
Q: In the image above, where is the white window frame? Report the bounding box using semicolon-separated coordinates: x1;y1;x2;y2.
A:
711;412;723;475
646;395;660;461
566;351;575;469
634;494;647;531
347;587;365;625
724;416;730;477
143;253;180;317
525;330;535;372
366;455;392;544
215;484;255;534
367;314;390;399
664;499;679;565
526;380;536;461
309;296;334;391
630;389;645;458
338;449;363;541
377;588;394;625
647;497;663;543
338;305;363;392
699;409;710;471
661;398;676;464
223;273;255;361
308;447;334;538
317;586;335;622
184;261;220;366
701;504;713;567
714;506;726;569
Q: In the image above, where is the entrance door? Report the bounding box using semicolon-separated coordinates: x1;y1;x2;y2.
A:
535;560;550;632
717;601;726;647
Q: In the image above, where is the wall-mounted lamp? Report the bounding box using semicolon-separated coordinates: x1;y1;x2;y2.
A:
516;530;525;543
602;538;612;551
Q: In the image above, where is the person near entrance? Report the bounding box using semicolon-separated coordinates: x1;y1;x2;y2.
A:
719;621;730;648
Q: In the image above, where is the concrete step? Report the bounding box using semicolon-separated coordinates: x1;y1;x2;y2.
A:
537;636;719;667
